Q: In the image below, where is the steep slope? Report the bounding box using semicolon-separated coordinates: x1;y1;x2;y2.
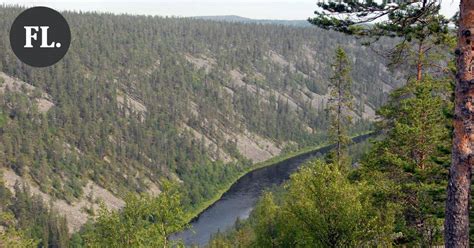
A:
0;6;401;230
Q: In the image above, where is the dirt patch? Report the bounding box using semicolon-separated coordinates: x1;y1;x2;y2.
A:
222;86;235;96
83;181;124;210
271;90;299;111
145;180;161;197
0;72;54;113
228;70;299;110
269;50;289;67
224;130;281;163
144;59;161;75
229;69;247;88
36;99;54;112
184;54;216;73
117;91;147;120
2;169;124;233
268;50;296;71
0;72;35;92
182;124;233;163
189;101;200;117
382;82;393;93
302;45;317;65
361;104;376;120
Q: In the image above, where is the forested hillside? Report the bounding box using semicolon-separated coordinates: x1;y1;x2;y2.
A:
0;5;401;241
206;0;457;246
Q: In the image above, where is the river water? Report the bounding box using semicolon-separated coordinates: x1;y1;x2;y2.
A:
174;134;372;247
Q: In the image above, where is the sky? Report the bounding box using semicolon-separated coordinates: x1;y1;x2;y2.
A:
0;0;460;20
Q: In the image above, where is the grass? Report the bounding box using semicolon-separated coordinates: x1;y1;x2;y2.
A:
183;131;375;223
0;112;6;128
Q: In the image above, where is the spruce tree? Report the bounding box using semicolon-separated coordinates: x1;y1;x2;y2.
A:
326;47;354;169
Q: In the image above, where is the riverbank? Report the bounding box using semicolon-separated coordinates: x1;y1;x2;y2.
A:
183;131;375;223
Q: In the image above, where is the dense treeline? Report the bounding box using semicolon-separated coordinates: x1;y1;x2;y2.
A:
0;5;403;246
0;174;71;247
209;44;453;246
0;5;395;212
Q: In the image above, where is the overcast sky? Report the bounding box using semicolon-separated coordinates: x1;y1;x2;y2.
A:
0;0;460;20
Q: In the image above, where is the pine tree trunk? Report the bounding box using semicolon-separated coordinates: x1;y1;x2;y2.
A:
416;39;424;82
445;0;474;247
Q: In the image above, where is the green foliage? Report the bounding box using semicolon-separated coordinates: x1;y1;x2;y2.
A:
0;5;407;246
261;161;395;247
0;173;69;248
0;111;5;128
0;212;38;248
357;76;451;246
211;160;396;247
83;181;187;247
208;73;452;247
11;185;70;248
309;0;450;39
326;47;354;169
376;76;451;171
310;3;454;245
208;218;255;248
0;6;392;214
310;0;453;87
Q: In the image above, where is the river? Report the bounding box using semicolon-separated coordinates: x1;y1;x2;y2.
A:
174;134;373;247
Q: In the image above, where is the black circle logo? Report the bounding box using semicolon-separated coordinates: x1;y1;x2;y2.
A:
10;7;71;67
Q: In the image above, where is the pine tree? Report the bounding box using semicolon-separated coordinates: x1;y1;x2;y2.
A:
310;0;450;81
309;1;472;246
326;47;354;169
360;75;451;245
446;2;474;246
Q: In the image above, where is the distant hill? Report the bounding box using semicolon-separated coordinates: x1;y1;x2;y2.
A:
192;15;312;27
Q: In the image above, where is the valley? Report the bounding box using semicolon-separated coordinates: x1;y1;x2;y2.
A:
175;133;375;246
0;6;405;247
